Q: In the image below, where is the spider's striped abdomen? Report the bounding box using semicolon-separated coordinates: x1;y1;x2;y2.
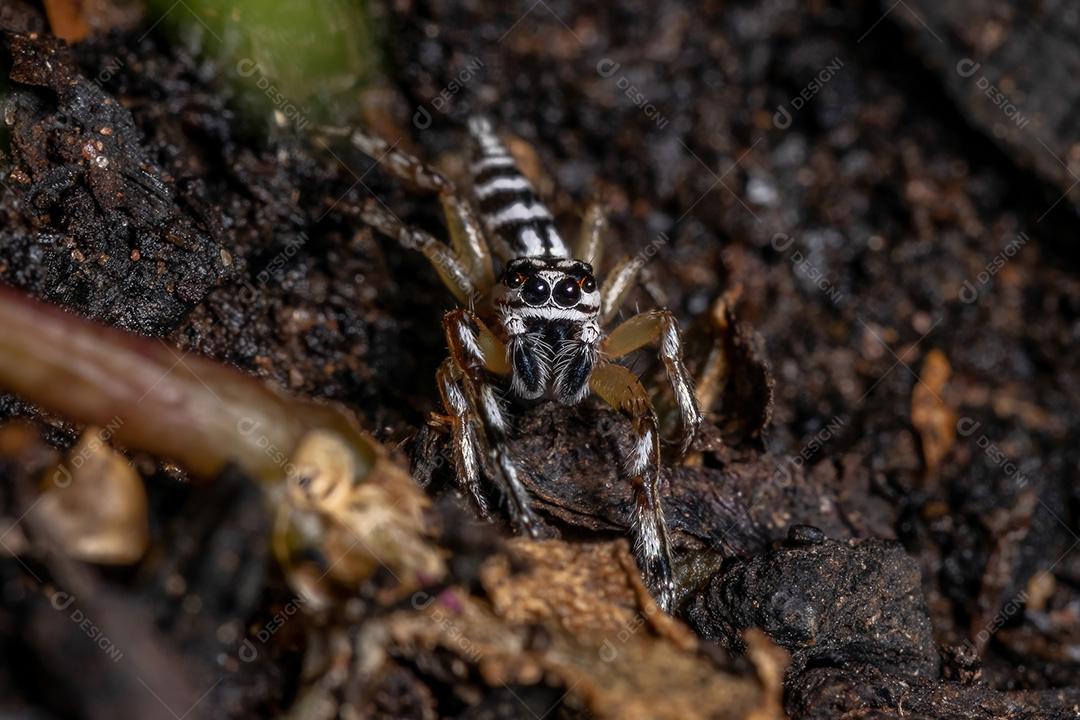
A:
468;117;569;259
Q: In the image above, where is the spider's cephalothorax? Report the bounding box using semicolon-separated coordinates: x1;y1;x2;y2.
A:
339;117;702;610
493;255;601;405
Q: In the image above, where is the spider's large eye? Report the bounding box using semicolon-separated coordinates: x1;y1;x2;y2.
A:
553;277;582;307
521;276;550;305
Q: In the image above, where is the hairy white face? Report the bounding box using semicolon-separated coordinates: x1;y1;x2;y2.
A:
493;256;601;320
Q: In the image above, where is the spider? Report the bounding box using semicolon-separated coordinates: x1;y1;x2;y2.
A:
331;117;701;610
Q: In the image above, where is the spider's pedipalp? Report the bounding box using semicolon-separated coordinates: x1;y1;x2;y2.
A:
590;362;676;610
506;330;550;400
552;320;601;405
604;310;702;454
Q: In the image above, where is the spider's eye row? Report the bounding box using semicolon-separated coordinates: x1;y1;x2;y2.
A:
553;277;582;307
521;276;551;305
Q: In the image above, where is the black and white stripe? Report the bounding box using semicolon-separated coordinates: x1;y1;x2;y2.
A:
552;336;598;405
443;309;541;535
468;116;569;258
502;304;599;321
436;359;487;515
655;311;702;454
625;414;675;609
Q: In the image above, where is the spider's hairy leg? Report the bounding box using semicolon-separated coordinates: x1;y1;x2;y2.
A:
360;200;479;307
442;309;542;537
436;358;488;517
341;126;450;193
335;127;497;292
441;193;496;291
575;201;609;269
589;362;675;611
599;256;643;326
604;310;702;455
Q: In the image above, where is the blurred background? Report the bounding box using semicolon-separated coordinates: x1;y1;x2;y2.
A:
0;0;1077;718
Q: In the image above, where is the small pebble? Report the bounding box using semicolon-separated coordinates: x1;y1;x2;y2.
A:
787;524;825;545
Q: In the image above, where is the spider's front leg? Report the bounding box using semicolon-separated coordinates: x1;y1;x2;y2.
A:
436;358;488;518
336;125;508;275
442;309;542;537
590;362;675;610
604;310;702;454
360;201;480;307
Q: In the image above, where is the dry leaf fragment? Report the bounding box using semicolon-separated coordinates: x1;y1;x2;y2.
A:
43;0;144;41
275;429;446;606
360;539;786;720
911;348;956;480
32;426;148;564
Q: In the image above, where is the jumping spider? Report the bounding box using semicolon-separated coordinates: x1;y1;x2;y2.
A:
335;117;701;610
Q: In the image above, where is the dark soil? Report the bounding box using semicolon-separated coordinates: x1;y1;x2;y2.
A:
0;0;1078;718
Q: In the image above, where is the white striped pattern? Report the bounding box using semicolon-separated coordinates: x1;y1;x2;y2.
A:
513;306;597;321
478;134;503;152
543;226;570;257
660;319;681;360
459;422;481;492
489;202;552;227
471;155;516;174
474;175;533;199
517;227;546;256
634;502;663;562
479;384;507;433
458;324;483;362
579;320;602;344
626;428;655;476
443;376;467;411
501;312;526;335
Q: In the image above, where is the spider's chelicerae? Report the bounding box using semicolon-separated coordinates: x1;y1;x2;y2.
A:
340;117;701;610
